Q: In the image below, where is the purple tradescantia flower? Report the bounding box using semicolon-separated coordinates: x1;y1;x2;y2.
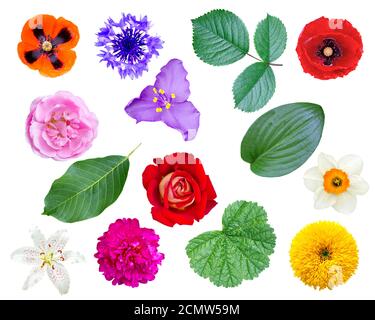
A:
96;14;163;79
125;59;200;141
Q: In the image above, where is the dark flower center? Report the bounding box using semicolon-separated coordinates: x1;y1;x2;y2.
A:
24;26;72;70
317;39;342;66
332;177;343;187
320;248;331;261
112;28;148;64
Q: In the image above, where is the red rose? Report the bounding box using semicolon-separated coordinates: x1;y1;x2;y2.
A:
296;17;363;80
142;152;217;227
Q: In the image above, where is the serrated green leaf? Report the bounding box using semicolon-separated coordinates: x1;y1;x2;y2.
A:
241;103;325;177
254;14;287;62
233;62;276;112
186;201;276;288
43;155;130;223
192;9;249;66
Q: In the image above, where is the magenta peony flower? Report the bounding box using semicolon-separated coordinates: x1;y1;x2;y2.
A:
95;218;164;287
26;91;98;160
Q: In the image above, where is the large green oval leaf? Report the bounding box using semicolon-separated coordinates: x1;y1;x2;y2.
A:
241;103;325;177
186;201;276;288
43;156;130;223
192;9;249;66
254;14;287;63
233;62;276;113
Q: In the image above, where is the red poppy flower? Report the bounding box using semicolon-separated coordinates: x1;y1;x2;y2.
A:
296;17;363;80
18;14;79;77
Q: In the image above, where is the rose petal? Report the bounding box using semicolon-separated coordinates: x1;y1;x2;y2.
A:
151;207;176;227
304;166;323;192
338;155;363;175
204;175;217;200
142;165;161;189
314;187;337;209
318;153;337;174
161;101;200;141
154;59;190;102
333;193;357;214
159;207;195;226
348;175;369;195
146;179;163;207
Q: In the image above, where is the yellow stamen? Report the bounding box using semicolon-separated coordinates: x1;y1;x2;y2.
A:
153;88;157;94
171;93;176;99
42;41;53;52
159;89;165;94
156;107;163;113
323;168;350;195
153;97;158;103
40;252;54;268
165;103;171;109
323;47;334;57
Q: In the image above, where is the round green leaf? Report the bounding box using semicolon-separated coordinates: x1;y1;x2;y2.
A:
192;9;249;66
43;155;130;223
233;62;276;112
241;103;325;177
186;201;276;288
254;14;287;62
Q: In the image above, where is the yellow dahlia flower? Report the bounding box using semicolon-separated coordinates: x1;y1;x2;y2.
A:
290;221;358;290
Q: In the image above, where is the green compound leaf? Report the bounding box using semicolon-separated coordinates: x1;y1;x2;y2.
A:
254;14;287;62
233;62;276;112
192;9;249;66
241;103;325;177
43;155;130;223
186;201;276;287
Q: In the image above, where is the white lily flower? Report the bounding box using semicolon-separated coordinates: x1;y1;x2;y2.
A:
304;153;369;214
11;228;84;295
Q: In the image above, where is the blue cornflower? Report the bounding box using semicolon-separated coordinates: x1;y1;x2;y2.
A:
96;14;163;79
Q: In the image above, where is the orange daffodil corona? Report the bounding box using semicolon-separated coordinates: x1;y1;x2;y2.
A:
304;153;369;214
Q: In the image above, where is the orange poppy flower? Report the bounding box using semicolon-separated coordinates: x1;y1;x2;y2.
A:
17;14;79;77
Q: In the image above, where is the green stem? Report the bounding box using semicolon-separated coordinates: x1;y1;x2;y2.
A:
247;53;283;67
127;143;142;158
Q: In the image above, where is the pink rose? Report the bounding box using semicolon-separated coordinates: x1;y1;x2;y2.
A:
26;91;98;160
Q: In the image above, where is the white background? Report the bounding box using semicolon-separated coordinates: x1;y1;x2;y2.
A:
0;0;374;300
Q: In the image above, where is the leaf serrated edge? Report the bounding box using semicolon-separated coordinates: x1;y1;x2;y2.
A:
191;9;249;65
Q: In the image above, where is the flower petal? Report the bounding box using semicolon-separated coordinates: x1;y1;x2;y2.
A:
303;166;323;192
333;193;357;214
318;153;337;173
11;247;40;265
64;251;85;264
338;155;363;175
46;230;68;252
30;227;46;250
349;175;369;195
125;86;163;122
154;59;190;102
151;207;176;227
161;101;200;141
314;187;337;209
23;267;45;290
51;17;80;50
47;263;70;295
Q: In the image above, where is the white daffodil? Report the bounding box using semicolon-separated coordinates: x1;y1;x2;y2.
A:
304;153;369;214
11;228;84;295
